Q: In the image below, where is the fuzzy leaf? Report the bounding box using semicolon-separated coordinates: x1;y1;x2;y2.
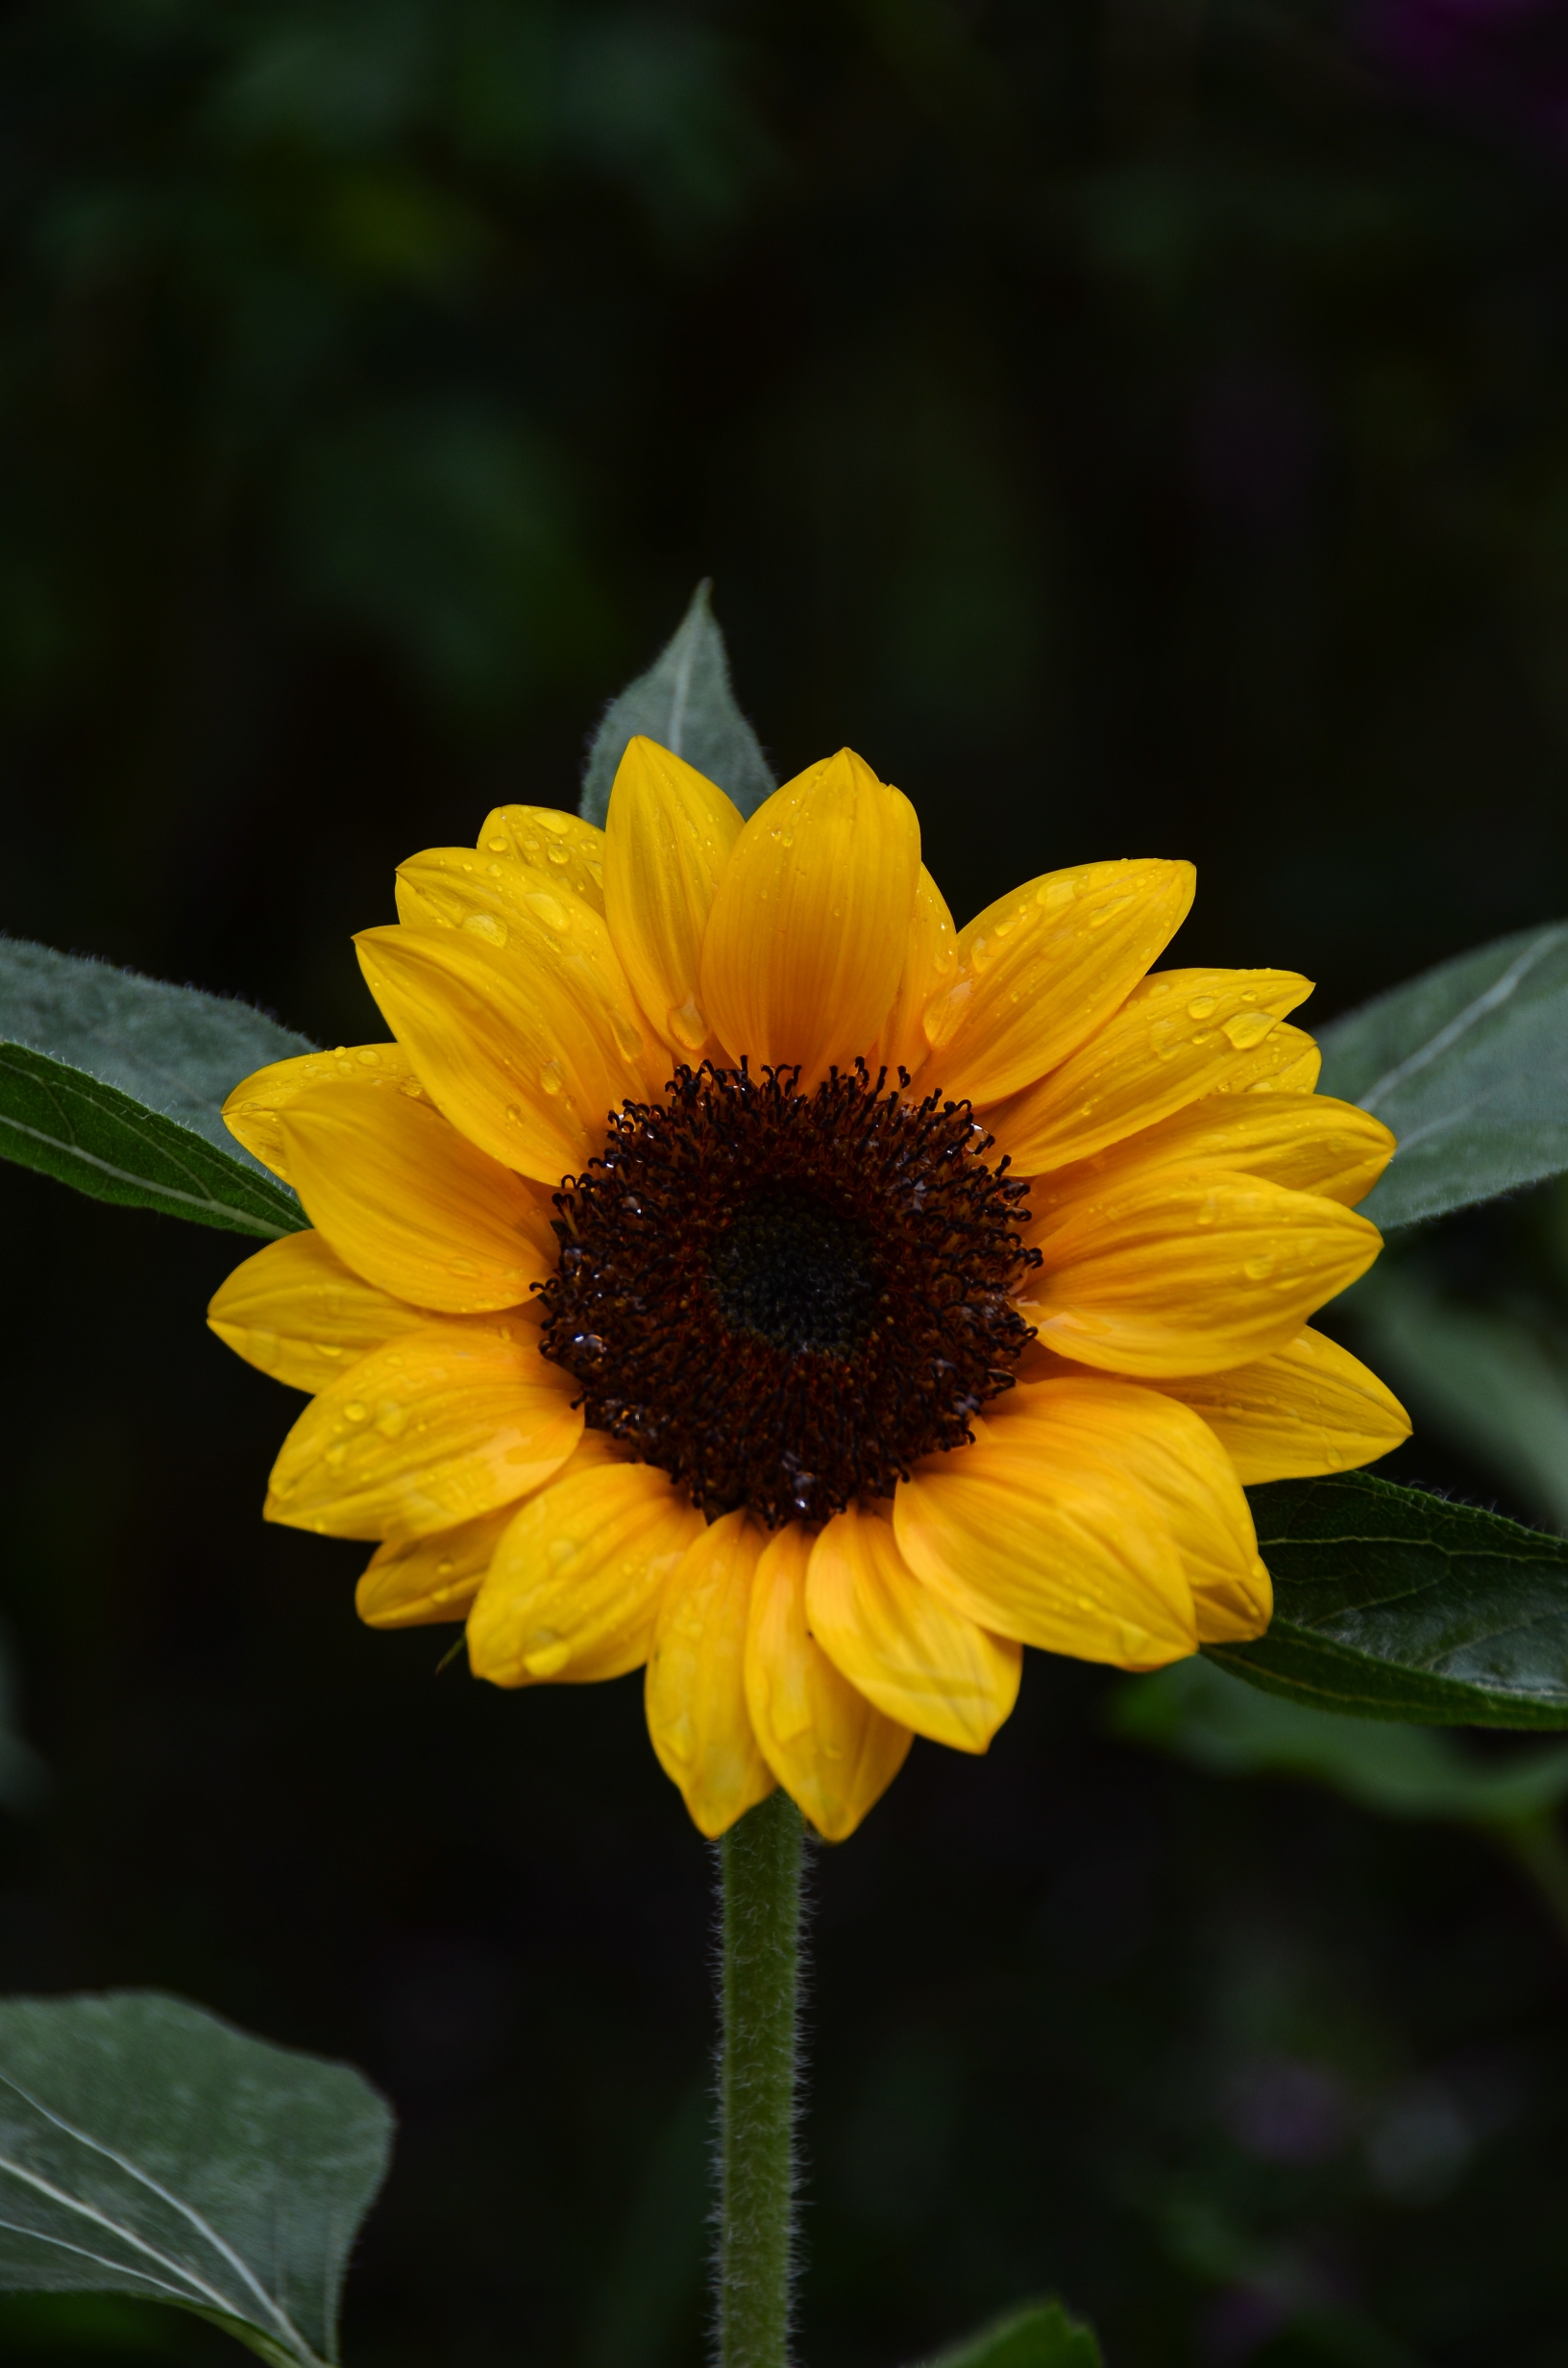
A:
0;938;310;1236
1316;922;1568;1229
579;580;775;826
1209;1472;1568;1726
916;2302;1103;2368
0;1991;393;2368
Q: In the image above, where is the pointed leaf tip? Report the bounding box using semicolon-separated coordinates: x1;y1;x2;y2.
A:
913;2300;1103;2368
579;580;775;827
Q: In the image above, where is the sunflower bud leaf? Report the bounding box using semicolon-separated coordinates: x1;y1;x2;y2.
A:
580;579;775;826
1317;921;1568;1229
914;2299;1103;2368
0;938;310;1237
1208;1471;1568;1725
0;1990;393;2368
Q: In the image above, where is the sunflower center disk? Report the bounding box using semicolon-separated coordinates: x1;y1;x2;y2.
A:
537;1063;1041;1526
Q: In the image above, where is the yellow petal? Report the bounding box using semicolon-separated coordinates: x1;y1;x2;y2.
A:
355;918;654;1189
222;1044;426;1184
746;1524;912;1841
356;1502;520;1629
275;1080;556;1314
893;1392;1198;1668
1160;1325;1411;1485
990;1380;1269;1646
395;845;629;1000
264;1318;581;1541
806;1502;1020;1752
1024;1166;1381;1376
1240;1024;1321;1096
645;1510;775;1838
921;858;1195;1107
476;803;606;912
1035;1092;1395;1213
467;1455;703;1687
602;736;747;1061
984;968;1313;1174
871;865;959;1083
700;749;921;1085
208;1229;434;1393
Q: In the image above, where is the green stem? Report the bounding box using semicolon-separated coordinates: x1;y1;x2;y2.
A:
716;1788;805;2368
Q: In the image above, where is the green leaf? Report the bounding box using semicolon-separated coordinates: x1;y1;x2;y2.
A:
1208;1471;1568;1727
915;2301;1102;2368
579;580;775;826
1345;1262;1568;1533
1115;1652;1568;1825
1316;921;1568;1229
0;938;312;1238
0;1990;394;2368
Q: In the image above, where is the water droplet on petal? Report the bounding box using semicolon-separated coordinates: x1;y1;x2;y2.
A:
1187;995;1217;1020
1223;1011;1275;1050
668;997;708;1051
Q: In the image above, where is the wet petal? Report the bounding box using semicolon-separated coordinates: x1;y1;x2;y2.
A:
893;1395;1199;1667
208;1229;433;1393
467;1455;703;1687
872;865;959;1083
356;1502;520;1629
1031;1093;1395;1218
1024;1166;1381;1376
922;858;1195;1107
276;1080;556;1314
264;1319;581;1541
984;968;1312;1174
807;1502;1020;1752
989;1380;1269;1645
746;1524;912;1841
1160;1325;1411;1485
646;1510;774;1838
355;918;655;1188
603;736;746;1061
223;1044;424;1184
476;804;606;912
700;749;921;1085
1240;1025;1321;1096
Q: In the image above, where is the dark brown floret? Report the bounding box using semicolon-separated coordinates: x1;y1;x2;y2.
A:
536;1062;1040;1526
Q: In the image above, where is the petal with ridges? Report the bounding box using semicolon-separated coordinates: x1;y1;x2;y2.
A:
1241;1026;1321;1095
604;736;745;1059
477;804;606;912
1160;1325;1411;1485
355;920;654;1188
872;865;959;1083
356;1502;521;1629
467;1458;703;1687
984;968;1312;1175
922;858;1195;1107
208;1229;434;1394
700;749;921;1086
646;1511;774;1838
275;1081;555;1314
223;1043;427;1184
989;1381;1269;1644
746;1525;912;1841
1025;1167;1381;1376
395;847;630;1007
1034;1093;1394;1217
807;1503;1020;1752
894;1398;1198;1668
264;1319;581;1542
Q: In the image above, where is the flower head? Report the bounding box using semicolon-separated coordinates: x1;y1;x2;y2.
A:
210;741;1408;1839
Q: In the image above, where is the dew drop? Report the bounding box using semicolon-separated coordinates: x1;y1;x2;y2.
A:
1243;1252;1276;1280
344;1400;368;1422
524;1635;572;1678
1223;1011;1275;1050
1187;995;1217;1020
463;912;507;948
547;844;571;867
486;835;509;853
526;891;571;931
539;1061;565;1097
667;996;708;1051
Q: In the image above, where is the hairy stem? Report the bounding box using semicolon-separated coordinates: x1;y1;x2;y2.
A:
715;1789;805;2368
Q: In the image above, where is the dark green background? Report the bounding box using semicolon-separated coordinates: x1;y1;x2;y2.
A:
3;3;1568;2363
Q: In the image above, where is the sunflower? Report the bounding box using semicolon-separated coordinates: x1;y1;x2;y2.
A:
209;741;1408;1839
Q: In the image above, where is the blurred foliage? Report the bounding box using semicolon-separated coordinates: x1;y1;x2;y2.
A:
8;3;1568;2367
